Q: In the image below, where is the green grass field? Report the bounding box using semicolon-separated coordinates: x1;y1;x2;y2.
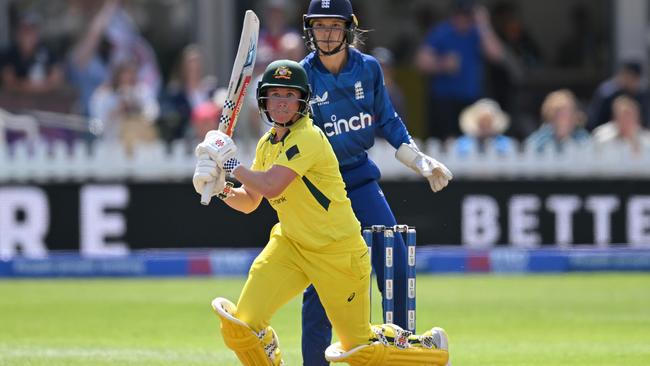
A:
1;274;649;365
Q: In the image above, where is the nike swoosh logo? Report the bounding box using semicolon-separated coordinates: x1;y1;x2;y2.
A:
347;292;356;302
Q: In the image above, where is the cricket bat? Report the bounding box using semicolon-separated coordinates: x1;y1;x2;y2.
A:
201;10;259;205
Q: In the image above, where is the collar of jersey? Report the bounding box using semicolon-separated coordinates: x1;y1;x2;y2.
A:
267;116;308;144
268;115;312;144
268;128;291;145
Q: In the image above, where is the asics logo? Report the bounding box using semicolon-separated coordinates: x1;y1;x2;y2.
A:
324;113;373;137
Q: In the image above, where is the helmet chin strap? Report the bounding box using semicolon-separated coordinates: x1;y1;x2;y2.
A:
307;27;349;56
273;118;297;128
266;109;308;129
315;39;347;56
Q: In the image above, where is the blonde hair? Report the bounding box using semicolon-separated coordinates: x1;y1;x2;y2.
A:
540;89;585;124
612;95;640;114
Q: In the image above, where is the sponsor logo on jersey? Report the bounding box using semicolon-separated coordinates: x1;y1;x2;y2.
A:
310;91;329;106
323;113;373;137
269;196;287;206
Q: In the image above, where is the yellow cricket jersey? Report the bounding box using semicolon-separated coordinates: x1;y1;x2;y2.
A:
251;116;361;249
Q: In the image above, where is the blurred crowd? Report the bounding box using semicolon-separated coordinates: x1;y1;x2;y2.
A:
1;0;649;157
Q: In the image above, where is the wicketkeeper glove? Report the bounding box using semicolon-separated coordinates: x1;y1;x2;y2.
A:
395;142;453;192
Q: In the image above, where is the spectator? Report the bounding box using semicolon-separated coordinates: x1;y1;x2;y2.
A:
593;95;650;156
416;0;503;140
277;32;306;62
104;3;161;94
526;89;590;153
1;12;64;94
159;44;218;142
453;98;515;156
372;47;407;119
188;98;222;145
67;0;162;116
587;60;650;130
256;0;302;67
67;0;119;116
89;59;159;152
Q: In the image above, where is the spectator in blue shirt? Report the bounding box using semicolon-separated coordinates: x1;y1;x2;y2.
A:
416;0;503;140
526;89;590;153
67;0;117;116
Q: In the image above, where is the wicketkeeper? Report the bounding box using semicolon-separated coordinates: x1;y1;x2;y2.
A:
193;59;450;365
298;1;453;364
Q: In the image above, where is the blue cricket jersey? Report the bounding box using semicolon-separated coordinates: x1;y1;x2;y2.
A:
300;48;411;175
300;51;414;359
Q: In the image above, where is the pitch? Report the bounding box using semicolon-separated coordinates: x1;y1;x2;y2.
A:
0;274;648;365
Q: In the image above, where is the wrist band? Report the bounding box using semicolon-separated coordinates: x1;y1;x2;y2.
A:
223;158;241;175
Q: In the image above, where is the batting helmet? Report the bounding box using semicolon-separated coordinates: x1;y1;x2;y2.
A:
257;60;311;125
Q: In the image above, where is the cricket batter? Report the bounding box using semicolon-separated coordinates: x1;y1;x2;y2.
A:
299;1;453;364
192;60;450;365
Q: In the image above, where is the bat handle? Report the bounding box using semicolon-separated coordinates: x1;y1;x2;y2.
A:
200;180;216;205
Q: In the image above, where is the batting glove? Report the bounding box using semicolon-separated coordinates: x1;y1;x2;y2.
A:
195;130;238;168
193;154;235;200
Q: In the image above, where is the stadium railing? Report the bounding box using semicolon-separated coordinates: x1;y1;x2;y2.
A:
2;138;649;182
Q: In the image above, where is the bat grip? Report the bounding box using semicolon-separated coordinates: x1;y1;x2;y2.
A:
200;180;216;205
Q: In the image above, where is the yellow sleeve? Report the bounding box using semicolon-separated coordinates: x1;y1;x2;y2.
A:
251;156;260;171
250;133;269;171
273;132;320;177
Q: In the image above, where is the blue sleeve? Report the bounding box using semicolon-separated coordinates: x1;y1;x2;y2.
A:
424;23;447;52
371;58;411;149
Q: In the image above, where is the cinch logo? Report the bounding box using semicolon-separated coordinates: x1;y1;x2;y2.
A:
323;113;373;137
